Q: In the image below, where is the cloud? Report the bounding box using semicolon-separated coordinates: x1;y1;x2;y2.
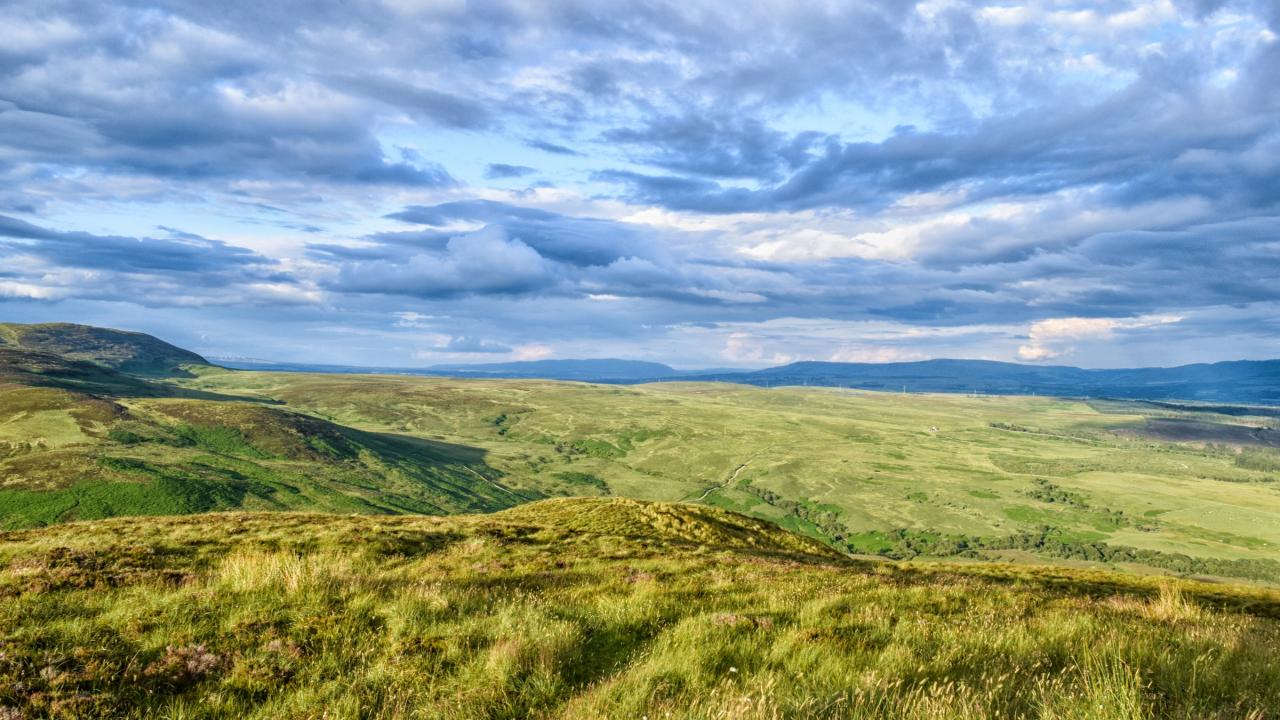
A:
330;226;560;299
525;139;581;156
435;335;512;353
3;0;1279;367
0;214;271;276
511;343;554;360
829;346;929;363
328;74;494;129
1018;314;1184;361
0;214;310;308
485;163;536;179
382;200;653;267
602;115;823;180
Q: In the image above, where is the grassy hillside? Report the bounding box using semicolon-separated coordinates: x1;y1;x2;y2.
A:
0;348;165;396
1;497;1278;719
4;324;1279;584
0;364;531;529
178;370;1280;583
0;323;209;376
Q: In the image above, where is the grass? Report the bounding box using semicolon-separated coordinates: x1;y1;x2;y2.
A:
172;371;1280;581
0;322;208;376
1;497;1278;719
5;344;1280;580
0;385;531;529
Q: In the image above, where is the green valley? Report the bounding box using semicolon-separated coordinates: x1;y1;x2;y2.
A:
3;323;1280;718
176;367;1280;582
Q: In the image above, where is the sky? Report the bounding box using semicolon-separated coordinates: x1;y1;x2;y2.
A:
1;0;1278;369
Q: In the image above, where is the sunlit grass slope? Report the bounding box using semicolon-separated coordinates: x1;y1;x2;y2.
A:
2;497;1278;719
180;370;1280;581
0;378;527;529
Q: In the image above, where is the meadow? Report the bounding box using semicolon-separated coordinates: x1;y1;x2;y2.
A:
2;497;1279;719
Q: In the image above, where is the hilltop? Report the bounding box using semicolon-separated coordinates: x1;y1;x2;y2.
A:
1;497;1277;718
0;348;162;396
0;322;210;377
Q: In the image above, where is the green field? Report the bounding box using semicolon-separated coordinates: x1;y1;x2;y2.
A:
2;498;1279;719
3;338;1280;582
4;332;1280;717
167;369;1280;581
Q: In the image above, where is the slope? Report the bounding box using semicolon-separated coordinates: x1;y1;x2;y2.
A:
1;497;1277;719
181;370;1280;583
0;352;529;528
0;322;210;376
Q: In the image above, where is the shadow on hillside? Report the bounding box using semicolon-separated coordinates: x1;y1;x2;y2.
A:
0;349;278;404
373;431;493;466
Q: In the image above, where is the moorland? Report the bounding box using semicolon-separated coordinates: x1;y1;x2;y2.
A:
2;322;1280;718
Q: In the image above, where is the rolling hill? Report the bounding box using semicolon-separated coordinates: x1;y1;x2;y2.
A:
1;497;1277;718
0;322;210;376
0;328;534;529
5;322;1280;585
4;322;1280;715
683;358;1280;404
426;358;684;381
241;354;1280;405
181;366;1280;584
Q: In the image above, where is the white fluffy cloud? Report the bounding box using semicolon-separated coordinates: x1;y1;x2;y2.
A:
1018;314;1183;361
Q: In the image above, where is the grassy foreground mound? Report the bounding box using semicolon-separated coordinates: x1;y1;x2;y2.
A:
2;498;1279;719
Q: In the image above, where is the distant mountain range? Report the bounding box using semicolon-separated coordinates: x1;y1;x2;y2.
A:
222;355;1280;405
425;358;682;380
675;359;1280;405
6;322;1278;404
217;357;735;381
